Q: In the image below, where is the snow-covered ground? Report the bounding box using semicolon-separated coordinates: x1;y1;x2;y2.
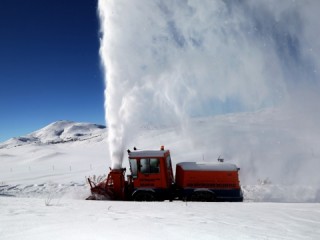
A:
1;110;320;239
1;198;319;240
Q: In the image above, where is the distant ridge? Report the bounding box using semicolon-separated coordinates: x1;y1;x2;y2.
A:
0;120;106;149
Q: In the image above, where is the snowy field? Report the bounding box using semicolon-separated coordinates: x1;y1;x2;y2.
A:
1;111;320;239
1;198;319;240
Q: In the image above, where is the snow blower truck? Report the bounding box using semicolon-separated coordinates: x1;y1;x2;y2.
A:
87;146;243;202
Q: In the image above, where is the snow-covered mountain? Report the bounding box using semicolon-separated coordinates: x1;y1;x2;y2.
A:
0;120;109;185
0;120;106;149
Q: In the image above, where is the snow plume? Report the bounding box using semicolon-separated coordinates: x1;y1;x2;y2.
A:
98;0;320;175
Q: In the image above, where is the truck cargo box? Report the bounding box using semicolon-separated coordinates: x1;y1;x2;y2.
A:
175;162;243;201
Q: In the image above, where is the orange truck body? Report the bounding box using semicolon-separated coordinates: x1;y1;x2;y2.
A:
175;162;242;201
88;147;243;202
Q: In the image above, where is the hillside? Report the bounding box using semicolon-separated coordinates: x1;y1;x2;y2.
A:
1;110;320;202
0;120;106;149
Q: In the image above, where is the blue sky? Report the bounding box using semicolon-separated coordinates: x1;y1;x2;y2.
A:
0;0;104;142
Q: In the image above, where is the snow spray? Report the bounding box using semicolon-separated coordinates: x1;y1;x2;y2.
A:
98;0;320;186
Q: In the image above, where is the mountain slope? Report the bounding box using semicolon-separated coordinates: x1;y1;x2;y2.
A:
0;120;106;149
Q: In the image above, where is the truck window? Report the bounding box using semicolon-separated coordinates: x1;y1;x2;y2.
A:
150;158;160;173
129;159;138;178
140;158;149;173
166;156;174;182
166;156;172;170
140;158;160;174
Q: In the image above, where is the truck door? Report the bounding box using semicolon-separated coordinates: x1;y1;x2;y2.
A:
136;158;162;188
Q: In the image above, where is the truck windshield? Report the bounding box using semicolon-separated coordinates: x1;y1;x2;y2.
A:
140;158;160;174
129;159;138;178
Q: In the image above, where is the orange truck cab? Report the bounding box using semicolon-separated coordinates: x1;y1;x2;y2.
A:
128;149;174;201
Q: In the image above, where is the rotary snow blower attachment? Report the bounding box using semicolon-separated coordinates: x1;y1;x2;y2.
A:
86;168;127;200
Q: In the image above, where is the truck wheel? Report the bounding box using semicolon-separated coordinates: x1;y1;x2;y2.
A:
133;191;156;201
190;191;215;202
